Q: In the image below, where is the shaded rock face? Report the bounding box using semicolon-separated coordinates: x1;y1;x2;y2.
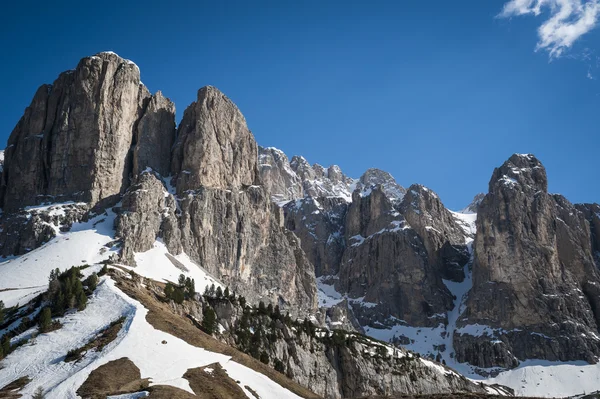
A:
283;196;349;277
0;52;175;211
337;187;462;328
132;91;176;177
171;86;259;194
458;154;600;368
400;185;470;282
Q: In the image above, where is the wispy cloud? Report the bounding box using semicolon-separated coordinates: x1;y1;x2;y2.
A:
499;0;600;58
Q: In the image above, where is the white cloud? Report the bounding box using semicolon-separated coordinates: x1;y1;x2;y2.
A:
499;0;600;58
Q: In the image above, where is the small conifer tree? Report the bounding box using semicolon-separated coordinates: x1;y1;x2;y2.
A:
38;307;52;333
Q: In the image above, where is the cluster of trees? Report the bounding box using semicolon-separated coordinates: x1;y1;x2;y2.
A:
47;267;96;317
203;284;237;302
163;274;195;304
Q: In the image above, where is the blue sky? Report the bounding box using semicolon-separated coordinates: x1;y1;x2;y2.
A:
0;0;598;210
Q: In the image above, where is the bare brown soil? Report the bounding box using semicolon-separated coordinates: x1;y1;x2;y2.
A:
76;357;149;398
0;376;30;398
184;363;247;399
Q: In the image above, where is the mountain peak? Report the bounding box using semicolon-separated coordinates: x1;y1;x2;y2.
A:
489;153;547;193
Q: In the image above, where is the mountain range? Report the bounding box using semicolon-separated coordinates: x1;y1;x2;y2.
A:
0;52;599;398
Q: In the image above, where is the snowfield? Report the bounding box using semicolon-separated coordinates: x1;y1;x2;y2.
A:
120;239;223;294
0;210;118;308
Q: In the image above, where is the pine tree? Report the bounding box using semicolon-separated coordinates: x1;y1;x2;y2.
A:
267;303;274;316
258;301;266;314
224;286;230;299
77;290;88;311
238;296;246;309
202;306;217;335
208;283;216;296
38;307;52;333
259;350;269;364
215;286;223;299
84;273;98;291
178;274;186;287
0;300;5;324
1;335;9;358
164;282;174;299
172;287;185;304
184;277;195;299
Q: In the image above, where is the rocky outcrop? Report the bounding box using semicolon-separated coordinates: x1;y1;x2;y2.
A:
457;154;600;368
0;52;175;212
355;168;406;203
0;203;89;257
258;147;357;202
338;186;463;328
258;147;304;202
171;86;259;194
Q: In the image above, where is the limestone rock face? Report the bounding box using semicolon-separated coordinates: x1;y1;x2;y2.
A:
171;86;259;194
258;147;304;202
116;87;318;315
115;172;171;264
117;173;317;316
133;91;176;177
0;52;159;211
283;196;348;276
337;186;459;327
457;154;600;368
400;184;470;282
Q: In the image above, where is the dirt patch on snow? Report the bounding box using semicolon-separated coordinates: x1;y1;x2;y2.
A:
0;376;30;398
76;357;149;398
184;363;247;398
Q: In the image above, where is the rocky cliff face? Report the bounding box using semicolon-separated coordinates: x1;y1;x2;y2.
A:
172;86;259;194
265;148;471;332
0;53;316;318
456;154;600;369
265;149;600;376
0;52;175;211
